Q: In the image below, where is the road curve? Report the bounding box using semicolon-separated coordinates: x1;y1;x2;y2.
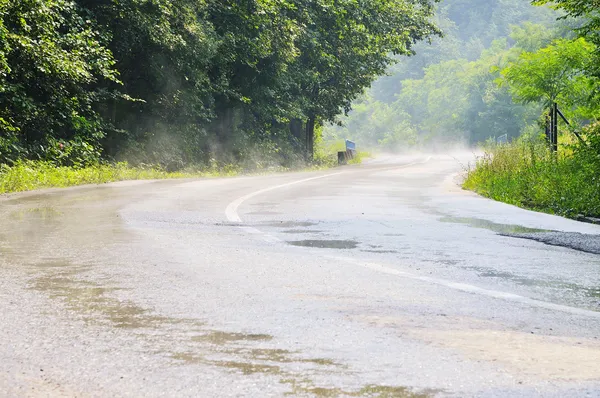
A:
1;153;600;397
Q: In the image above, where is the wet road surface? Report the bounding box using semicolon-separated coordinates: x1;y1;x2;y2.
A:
1;154;600;397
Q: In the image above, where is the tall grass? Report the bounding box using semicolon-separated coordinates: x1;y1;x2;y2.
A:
0;141;372;194
0;154;353;194
464;136;600;218
0;161;230;194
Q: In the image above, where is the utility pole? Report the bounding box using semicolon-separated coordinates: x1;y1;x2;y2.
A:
545;102;585;151
546;102;558;153
552;102;558;153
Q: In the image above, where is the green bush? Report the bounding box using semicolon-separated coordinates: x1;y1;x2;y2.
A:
464;134;600;218
579;122;600;172
43;136;103;168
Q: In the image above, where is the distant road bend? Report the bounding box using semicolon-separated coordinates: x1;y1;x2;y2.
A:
2;153;600;397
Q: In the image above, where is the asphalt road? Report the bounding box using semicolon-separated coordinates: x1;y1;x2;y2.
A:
2;153;600;398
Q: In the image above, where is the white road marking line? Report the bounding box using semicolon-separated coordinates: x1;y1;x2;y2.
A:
224;156;431;243
328;255;600;319
225;173;344;243
225;172;345;223
223;155;600;318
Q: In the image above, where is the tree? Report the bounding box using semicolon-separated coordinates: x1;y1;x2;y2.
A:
501;38;596;117
75;0;220;166
324;0;562;149
286;0;441;158
0;0;119;165
532;0;600;110
533;0;600;45
0;0;444;167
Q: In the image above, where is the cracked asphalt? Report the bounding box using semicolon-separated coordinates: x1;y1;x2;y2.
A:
1;153;600;397
504;232;600;255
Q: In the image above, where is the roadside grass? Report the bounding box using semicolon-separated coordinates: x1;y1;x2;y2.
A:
0;141;373;195
348;150;372;164
0;154;356;195
0;161;234;194
464;136;600;218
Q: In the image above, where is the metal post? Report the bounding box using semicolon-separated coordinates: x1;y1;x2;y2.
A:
552;102;558;153
545;109;552;144
557;107;586;144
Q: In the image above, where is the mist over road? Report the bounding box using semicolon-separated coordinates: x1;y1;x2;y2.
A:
2;154;600;397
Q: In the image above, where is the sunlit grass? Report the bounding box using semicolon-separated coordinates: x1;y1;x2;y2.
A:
348;150;372;164
0;152;355;194
0;161;236;194
464;137;600;218
0;142;374;195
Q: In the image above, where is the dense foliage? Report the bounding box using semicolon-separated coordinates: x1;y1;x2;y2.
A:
464;144;599;218
316;0;599;217
324;0;574;149
464;122;600;218
461;0;600;218
0;0;440;169
0;0;120;166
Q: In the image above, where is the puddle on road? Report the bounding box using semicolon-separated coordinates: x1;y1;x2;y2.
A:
171;352;206;364
173;345;340;378
439;216;550;234
282;379;434;397
30;258;345;384
171;352;282;374
10;206;63;221
471;267;600;302
244;348;295;362
239;348;338;366
215;222;243;227
262;221;318;228
246;211;283;216
31;262;203;330
281;229;324;234
35;277;178;329
505;232;600;255
287;240;359;249
426;259;461;266
3;193;55;205
193;331;273;345
174;346;338;371
212;360;281;375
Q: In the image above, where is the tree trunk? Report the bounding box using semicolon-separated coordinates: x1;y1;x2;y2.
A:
290;119;304;141
214;107;235;151
305;116;315;161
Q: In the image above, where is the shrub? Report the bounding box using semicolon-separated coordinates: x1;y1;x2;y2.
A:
465;134;600;218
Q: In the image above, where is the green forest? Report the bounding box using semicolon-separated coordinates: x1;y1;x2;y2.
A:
325;0;600;219
0;0;439;172
324;0;594;148
1;0;599;217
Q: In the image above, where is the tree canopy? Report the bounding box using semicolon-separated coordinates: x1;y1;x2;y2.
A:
502;38;595;109
323;0;600;149
0;0;441;168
